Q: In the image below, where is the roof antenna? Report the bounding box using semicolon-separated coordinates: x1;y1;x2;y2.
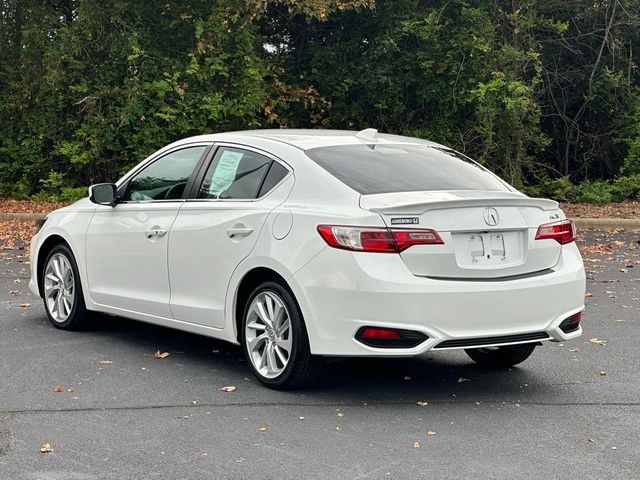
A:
355;128;378;142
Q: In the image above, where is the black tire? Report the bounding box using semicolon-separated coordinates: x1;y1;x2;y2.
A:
465;343;536;368
241;280;323;389
41;244;90;330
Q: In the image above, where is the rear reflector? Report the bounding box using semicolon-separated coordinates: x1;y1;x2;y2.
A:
535;220;576;245
355;326;428;348
317;225;443;253
360;327;401;339
559;312;582;334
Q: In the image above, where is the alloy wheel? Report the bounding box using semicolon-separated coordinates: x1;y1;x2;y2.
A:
44;253;75;322
245;291;292;379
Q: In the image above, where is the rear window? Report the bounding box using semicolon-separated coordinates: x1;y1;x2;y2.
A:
305;144;509;195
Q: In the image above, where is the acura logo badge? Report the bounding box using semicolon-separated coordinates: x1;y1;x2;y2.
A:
483;207;499;226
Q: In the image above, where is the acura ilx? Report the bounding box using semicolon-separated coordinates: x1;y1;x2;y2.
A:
30;129;586;388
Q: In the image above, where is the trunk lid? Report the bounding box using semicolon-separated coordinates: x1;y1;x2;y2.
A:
361;190;563;279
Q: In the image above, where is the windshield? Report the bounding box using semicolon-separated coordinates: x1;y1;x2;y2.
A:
305;144;510;195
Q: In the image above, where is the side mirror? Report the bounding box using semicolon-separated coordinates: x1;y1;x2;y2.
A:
89;183;118;206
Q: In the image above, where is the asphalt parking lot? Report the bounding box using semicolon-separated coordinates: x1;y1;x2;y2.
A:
1;229;639;480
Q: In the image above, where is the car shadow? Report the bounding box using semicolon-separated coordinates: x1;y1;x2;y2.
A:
83;312;546;404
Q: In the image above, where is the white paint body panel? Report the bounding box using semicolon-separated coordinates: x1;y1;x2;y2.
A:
29;129;586;358
86;202;181;317
168;175;295;328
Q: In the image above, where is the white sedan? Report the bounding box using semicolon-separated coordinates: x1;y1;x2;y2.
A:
29;129;586;389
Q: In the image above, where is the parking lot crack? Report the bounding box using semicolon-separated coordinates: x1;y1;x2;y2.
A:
2;399;640;416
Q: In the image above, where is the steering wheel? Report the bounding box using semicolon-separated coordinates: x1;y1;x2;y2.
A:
164;182;186;200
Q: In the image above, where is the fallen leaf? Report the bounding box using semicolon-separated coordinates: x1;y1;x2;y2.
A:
54;385;63;393
615;319;625;324
611;446;618;450
19;303;30;308
154;350;170;359
220;385;236;392
66;387;75;393
258;426;267;432
99;360;113;365
599;370;607;376
585;292;593;297
413;441;421;448
40;442;53;453
569;347;580;353
589;338;607;345
416;401;429;407
427;431;436;436
457;377;470;383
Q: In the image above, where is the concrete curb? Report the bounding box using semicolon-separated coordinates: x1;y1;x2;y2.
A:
0;213;43;222
572;217;640;230
0;212;638;230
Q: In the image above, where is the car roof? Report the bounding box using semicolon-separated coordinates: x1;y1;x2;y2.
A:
176;129;444;151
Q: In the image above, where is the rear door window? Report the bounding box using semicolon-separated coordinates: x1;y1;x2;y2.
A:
305;144;509;195
197;147;272;200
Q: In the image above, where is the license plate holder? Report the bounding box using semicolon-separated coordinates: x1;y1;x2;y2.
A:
469;232;507;264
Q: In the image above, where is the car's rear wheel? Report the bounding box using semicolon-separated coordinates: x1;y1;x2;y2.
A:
241;281;323;389
42;244;89;330
465;344;536;368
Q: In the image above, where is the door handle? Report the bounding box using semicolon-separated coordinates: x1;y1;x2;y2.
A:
145;226;168;239
226;226;254;239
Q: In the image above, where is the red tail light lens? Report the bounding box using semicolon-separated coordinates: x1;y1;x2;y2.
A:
317;225;444;253
534;220;576;245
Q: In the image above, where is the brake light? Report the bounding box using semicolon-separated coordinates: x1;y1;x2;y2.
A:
317;225;443;253
535;220;576;245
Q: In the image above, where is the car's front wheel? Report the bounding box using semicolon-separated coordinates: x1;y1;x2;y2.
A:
465;344;536;368
241;281;323;389
42;244;89;330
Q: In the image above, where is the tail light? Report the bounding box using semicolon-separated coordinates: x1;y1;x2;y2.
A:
534;220;576;245
317;225;443;253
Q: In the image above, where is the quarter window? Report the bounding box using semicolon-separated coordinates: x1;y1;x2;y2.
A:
124;146;206;201
258;161;289;197
198;147;273;200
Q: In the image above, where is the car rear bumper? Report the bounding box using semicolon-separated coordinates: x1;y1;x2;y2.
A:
290;243;586;356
